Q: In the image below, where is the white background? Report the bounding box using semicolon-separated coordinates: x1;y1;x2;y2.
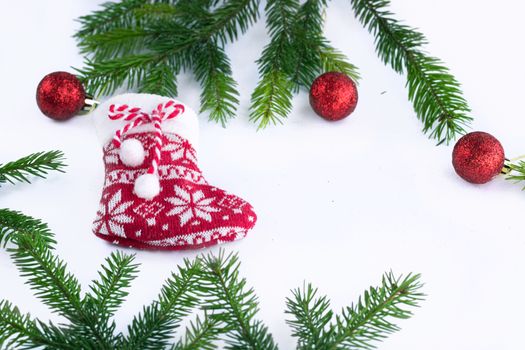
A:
1;1;525;349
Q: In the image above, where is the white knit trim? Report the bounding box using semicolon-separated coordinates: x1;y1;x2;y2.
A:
91;93;199;152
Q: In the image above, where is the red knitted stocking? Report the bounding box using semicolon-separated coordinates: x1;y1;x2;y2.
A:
91;94;256;250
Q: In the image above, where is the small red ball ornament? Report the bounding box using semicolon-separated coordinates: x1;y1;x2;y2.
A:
309;71;358;121
452;131;505;184
36;71;87;121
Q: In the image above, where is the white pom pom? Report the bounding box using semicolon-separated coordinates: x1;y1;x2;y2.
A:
120;138;145;167
134;173;160;200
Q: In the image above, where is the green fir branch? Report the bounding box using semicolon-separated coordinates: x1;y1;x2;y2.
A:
199;251;278;350
75;0;149;39
504;160;525;189
199;0;260;46
77;17;194;96
35;321;83;350
285;283;335;349
85;251;140;318
75;0;473;139
193;40;240;126
289;0;326;91
79;28;154;61
171;315;221;350
250;70;294;128
286;273;423;350
249;0;298;128
251;0;358;126
139;61;179;97
0;300;48;349
350;0;471;144
0;235;424;349
76;54;159;97
0;209;56;248
0;151;65;186
120;258;202;350
328;272;424;349
0;302;81;350
0;170;424;350
134;3;181;18
290;0;360;87
319;43;360;83
78;10;191;62
10;234;114;349
77;0;259;100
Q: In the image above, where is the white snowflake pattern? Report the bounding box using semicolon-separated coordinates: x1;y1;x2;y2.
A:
93;190;134;237
165;185;218;226
163;135;197;164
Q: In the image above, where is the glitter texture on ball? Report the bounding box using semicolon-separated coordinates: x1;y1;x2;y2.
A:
452;131;505;184
36;71;86;121
309;71;358;121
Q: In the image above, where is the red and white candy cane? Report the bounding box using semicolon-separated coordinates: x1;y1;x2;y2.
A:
108;100;185;199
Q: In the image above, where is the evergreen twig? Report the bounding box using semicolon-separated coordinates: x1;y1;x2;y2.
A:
0;161;423;349
77;0;258;126
289;0;326;91
286;283;335;349
171;315;222;350
0;150;65;186
505;160;525;189
85;251;140;318
11;234;115;349
199;250;278;350
249;0;298;128
350;0;472;144
0;300;45;349
0;300;81;350
193;40;240;126
75;0;149;39
75;0;471;139
319;43;360;83
0;231;423;350
328;272;423;349
286;272;424;350
250;0;360;126
120;259;202;349
0;209;56;248
0;208;111;347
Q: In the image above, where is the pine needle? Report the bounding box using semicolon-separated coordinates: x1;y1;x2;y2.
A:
329;272;424;349
351;0;472;144
504;160;525;189
85;251;140;318
286;273;424;350
120;258;202;349
0;143;425;348
319;44;361;83
249;0;298;128
0;209;56;248
0;300;41;349
199;250;278;350
286;283;335;349
193;40;240;126
0;150;66;186
74;0;472;140
171;315;221;350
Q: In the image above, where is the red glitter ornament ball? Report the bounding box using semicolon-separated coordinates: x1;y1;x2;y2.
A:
36;71;86;120
452;131;505;184
309;71;358;121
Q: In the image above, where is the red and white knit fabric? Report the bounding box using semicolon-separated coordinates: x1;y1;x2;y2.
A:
92;94;256;250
